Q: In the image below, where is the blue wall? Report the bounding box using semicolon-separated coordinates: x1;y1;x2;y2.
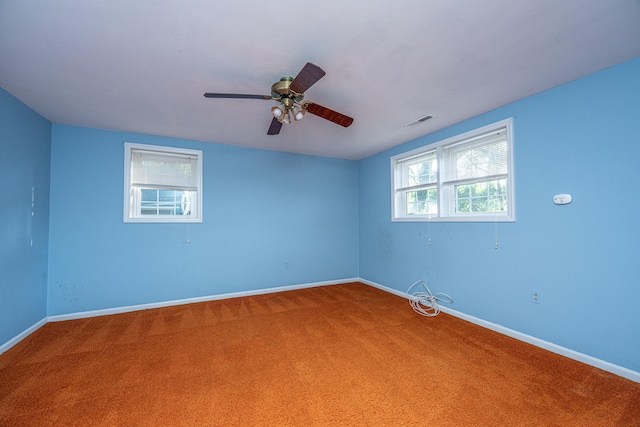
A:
47;126;359;315
0;88;51;345
359;57;640;372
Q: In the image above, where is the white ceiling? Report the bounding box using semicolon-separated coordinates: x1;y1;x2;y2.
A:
1;1;639;160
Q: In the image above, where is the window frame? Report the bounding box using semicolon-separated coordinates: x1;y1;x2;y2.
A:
391;118;515;223
123;142;203;223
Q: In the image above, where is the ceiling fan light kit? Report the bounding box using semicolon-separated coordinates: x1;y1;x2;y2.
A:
204;62;353;135
271;103;305;124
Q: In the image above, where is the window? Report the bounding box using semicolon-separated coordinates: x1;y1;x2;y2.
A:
391;118;514;222
124;142;203;223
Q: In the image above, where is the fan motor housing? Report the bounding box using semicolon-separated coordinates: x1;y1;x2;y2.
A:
271;77;304;106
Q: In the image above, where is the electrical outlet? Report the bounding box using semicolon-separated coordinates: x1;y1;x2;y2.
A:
531;290;540;304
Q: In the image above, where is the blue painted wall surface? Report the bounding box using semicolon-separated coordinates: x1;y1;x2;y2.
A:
47;126;359;315
358;57;640;372
0;88;51;345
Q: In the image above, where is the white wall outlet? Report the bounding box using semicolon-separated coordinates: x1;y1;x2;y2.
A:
553;194;572;205
531;290;540;304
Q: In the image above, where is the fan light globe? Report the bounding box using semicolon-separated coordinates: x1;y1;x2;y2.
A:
293;108;305;121
271;106;284;118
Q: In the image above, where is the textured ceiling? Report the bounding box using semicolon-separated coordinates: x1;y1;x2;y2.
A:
1;1;639;160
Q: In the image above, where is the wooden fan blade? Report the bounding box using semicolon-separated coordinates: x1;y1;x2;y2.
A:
267;117;283;135
204;93;272;100
306;103;354;128
289;63;326;94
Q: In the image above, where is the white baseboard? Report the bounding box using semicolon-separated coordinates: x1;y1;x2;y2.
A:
0;317;47;355
47;278;359;322
360;278;640;384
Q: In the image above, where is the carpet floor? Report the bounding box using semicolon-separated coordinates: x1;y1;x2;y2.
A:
1;282;639;426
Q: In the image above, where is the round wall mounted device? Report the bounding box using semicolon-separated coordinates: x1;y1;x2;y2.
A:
553;194;572;205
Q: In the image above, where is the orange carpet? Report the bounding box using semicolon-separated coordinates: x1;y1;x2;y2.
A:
1;282;639;426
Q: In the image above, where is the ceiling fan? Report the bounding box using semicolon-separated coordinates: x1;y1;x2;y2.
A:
204;63;354;135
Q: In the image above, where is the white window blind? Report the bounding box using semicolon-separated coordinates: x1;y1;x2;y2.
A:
130;149;199;191
443;128;508;184
398;151;437;189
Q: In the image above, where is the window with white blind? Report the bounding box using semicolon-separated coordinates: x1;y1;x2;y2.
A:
391;118;514;222
124;143;203;223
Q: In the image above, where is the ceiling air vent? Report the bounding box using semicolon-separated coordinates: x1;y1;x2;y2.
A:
404;115;434;127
